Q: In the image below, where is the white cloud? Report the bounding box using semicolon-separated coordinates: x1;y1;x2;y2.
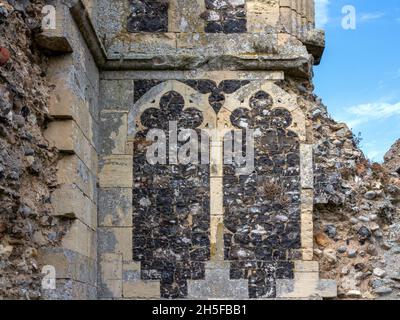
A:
349;102;400;117
344;101;400;128
359;12;385;22
315;0;330;28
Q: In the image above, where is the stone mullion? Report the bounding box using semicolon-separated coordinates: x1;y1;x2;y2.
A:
299;144;314;261
209;132;226;261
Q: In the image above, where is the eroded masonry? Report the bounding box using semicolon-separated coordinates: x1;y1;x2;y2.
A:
34;0;338;299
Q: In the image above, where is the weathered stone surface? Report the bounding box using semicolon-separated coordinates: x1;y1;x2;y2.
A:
56;154;97;202
62;220;97;259
44;120;98;172
384;139;400;174
99;111;128;155
42;279;97;300
123;280;161;299
34;2;73;53
99;155;133;188
98;188;133;227
98;227;133;261
39;248;97;285
99;80;134;112
51;185;97;229
98;253;123;298
188;262;248;299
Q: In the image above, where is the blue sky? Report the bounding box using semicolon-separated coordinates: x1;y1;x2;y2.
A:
313;0;400;162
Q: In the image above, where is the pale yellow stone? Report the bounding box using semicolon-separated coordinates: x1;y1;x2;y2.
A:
123;262;141;273
48;78;93;143
168;0;205;33
300;144;314;188
100;227;133;261
44;120;98;172
100;253;122;280
62;220;96;259
246;0;280;32
123;281;160;299
294;260;319;273
56;154;96;201
99;155;133;188
51;185;97;230
103;279;123;298
302;248;314;261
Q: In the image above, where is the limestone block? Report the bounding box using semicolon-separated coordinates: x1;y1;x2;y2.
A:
48;78;93;144
168;0;206;33
98;279;122;299
304;28;325;65
35;1;72;53
290;108;307;142
300;0;307;28
109;33;177;60
300;188;314;258
64;7;99;90
39;248;97;285
42;279;97;300
294;260;319;273
123;280;161;299
98;253;123;298
246;0;280;32
280;0;292;7
99;111;128;155
300;144;314;189
99;80;134;112
302;248;314;261
57;154;97;202
98;188;133;227
301;212;314;253
100;253;122;280
188;262;248;299
308;0;315;25
44;120;98;172
98;227;133;261
276;277;337;298
98;155;133;188
96;0;128;48
125;141;134;155
301;189;314;213
176;32;277;57
51;184;97;230
292;0;302;35
62;219;96;259
279;6;293;33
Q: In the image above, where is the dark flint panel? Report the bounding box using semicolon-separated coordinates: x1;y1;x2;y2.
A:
127;0;168;33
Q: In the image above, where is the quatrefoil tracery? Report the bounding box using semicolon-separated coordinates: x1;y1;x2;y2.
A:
128;80;304;140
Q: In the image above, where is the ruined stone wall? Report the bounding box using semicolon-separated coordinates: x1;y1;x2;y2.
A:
0;0;66;299
277;78;400;299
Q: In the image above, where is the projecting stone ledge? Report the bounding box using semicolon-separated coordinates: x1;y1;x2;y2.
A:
187;262;249;299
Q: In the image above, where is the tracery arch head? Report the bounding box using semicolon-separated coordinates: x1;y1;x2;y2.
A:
128;80;217;138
